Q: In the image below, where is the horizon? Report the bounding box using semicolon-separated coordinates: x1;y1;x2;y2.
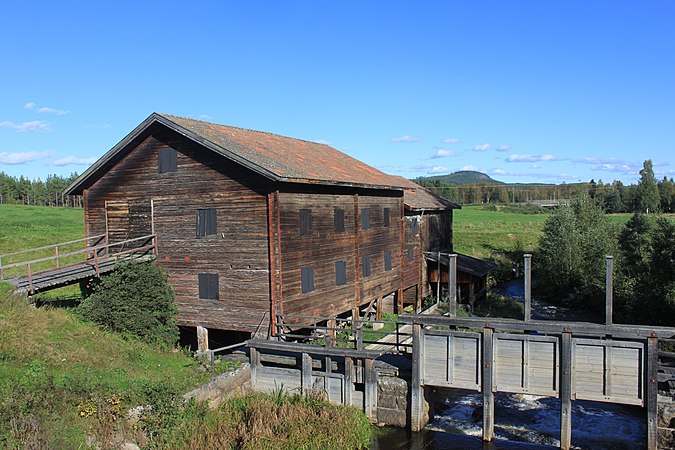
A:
1;1;673;185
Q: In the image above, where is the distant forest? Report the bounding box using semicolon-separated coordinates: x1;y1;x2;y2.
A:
0;172;83;207
414;160;674;213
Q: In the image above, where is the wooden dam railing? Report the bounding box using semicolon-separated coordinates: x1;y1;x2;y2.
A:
0;234;157;294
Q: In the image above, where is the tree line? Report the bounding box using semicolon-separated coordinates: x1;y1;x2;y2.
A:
415;160;674;213
0;172;83;207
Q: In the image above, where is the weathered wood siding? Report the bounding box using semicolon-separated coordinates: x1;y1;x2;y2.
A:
277;192;402;318
84;129;271;332
425;210;453;252
402;215;423;299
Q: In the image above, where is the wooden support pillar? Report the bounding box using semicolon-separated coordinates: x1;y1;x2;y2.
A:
396;288;403;314
646;336;658;450
344;356;353;406
411;323;426;431
482;327;494;442
448;254;457;317
327;318;336;348
605;256;613;325
364;358;377;420
560;332;572;449
302;352;312;394
197;325;209;354
524;254;532;322
376;295;383;321
250;346;260;388
436;251;441;304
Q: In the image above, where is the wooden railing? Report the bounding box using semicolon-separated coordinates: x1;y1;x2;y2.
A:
0;234;157;290
276;314;413;353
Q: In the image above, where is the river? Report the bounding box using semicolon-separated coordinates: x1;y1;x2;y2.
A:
371;278;646;449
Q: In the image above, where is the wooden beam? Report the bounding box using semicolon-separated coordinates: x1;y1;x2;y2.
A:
560;332;572;450
448;254;457;317
250;346;260;388
364;358;377;420
524;254;532;322
410;323;425;431
267;192;277;336
605;256;613;326
482;327;494;442
344;356;353;406
646;336;658;450
302;352;312;394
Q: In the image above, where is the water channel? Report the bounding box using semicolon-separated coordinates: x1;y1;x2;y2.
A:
371;278;646;449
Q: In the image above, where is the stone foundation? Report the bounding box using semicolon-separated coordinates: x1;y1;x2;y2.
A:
658;395;675;449
183;363;251;409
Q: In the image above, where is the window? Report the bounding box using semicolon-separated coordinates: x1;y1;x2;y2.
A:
411;217;419;237
384;250;392;271
197;209;217;237
198;273;219;300
334;208;345;233
362;255;371;277
300;209;312;235
335;260;347;285
383;208;390;227
158;147;177;173
361;208;370;230
301;266;315;293
407;246;414;261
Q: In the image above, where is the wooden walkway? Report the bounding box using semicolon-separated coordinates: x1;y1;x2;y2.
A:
1;234;157;295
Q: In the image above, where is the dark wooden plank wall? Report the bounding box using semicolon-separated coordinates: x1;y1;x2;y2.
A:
426;210;453;252
278;193;402;318
84;132;272;333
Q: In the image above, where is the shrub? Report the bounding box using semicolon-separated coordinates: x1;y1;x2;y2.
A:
78;262;178;347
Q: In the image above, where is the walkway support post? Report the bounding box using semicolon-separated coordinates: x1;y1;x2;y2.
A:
482;326;494;442
560;331;572;449
448;254;457;317
646;336;658;450
524;254;532;321
605;256;613;325
410;322;425;431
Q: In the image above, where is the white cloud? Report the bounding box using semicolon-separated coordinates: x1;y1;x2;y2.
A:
473;143;491;152
52;155;97;166
0;120;51;132
315;139;331;145
487;168;578;180
428;166;449;174
430;148;456;159
0;151;52;165
575;156;629;165
530;163;540;169
591;163;640;174
38;106;68;115
198;114;211;119
461;165;480;171
491;168;507;175
24;102;36;109
390;135;423;143
443;138;461;144
496;145;511;152
506;153;559;162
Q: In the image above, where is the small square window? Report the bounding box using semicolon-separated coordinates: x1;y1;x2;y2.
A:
300;209;312;235
335;260;347;285
384;250;392;271
198;273;219;300
407;246;414;261
361;208;370;230
158;147;177;173
197;209;217;237
362;255;371;277
384;208;390;227
301;266;315;293
334;208;345;233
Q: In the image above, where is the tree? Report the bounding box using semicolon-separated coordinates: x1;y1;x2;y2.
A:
636;160;660;213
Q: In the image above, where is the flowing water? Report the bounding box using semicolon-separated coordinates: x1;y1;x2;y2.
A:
371;278;646;449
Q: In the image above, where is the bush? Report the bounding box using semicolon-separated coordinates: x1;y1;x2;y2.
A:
78;262;178;347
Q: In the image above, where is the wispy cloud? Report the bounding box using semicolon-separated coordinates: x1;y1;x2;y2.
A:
0;120;51;132
443;138;461;144
473;143;491;152
24;102;36;109
52;156;97;166
488;168;578;180
496;145;511;152
315;139;331;145
0;151;52;165
574;156;630;165
198;114;211;119
530;163;540;169
390;135;423;143
428;165;449;174
591;163;641;174
410;163;449;174
430;148;456;159
506;153;559;162
38;106;69;115
461;165;480;171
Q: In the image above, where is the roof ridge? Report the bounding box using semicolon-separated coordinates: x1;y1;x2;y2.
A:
156;112;331;147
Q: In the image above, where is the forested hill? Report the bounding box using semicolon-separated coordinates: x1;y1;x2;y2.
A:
414;170;503;185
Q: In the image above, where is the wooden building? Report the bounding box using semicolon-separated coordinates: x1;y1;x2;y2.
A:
65;113;458;338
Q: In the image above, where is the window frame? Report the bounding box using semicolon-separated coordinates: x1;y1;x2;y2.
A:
335;260;347;286
158;147;177;174
196;208;217;237
198;273;219;300
301;266;315;293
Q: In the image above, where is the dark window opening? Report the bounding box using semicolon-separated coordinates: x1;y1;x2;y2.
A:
301;266;315;293
300;209;312;235
407;246;414;261
335;260;347;285
384;208;390;227
334;208;345;233
197;209;217;237
361;208;370;230
384;250;392;271
198;273;219;300
411;217;419;237
362;255;371;277
158;147;177;173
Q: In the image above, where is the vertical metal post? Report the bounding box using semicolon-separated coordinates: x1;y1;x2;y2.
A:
482;327;494;442
448;254;457;317
524;254;532;321
605;256;613;325
560;332;572;449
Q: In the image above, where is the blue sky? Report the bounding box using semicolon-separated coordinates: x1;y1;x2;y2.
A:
1;1;673;185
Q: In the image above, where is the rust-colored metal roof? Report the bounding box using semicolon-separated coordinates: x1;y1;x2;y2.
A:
157;113;404;189
389;176;460;211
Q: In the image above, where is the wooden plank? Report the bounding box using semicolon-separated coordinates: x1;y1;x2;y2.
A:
560;332;572;450
646;337;657;450
364;358;377;420
605;256;613;325
344;356;353;406
482;327;494;442
250;347;260;387
302;352;312;394
411;323;425;432
524;254;532;321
